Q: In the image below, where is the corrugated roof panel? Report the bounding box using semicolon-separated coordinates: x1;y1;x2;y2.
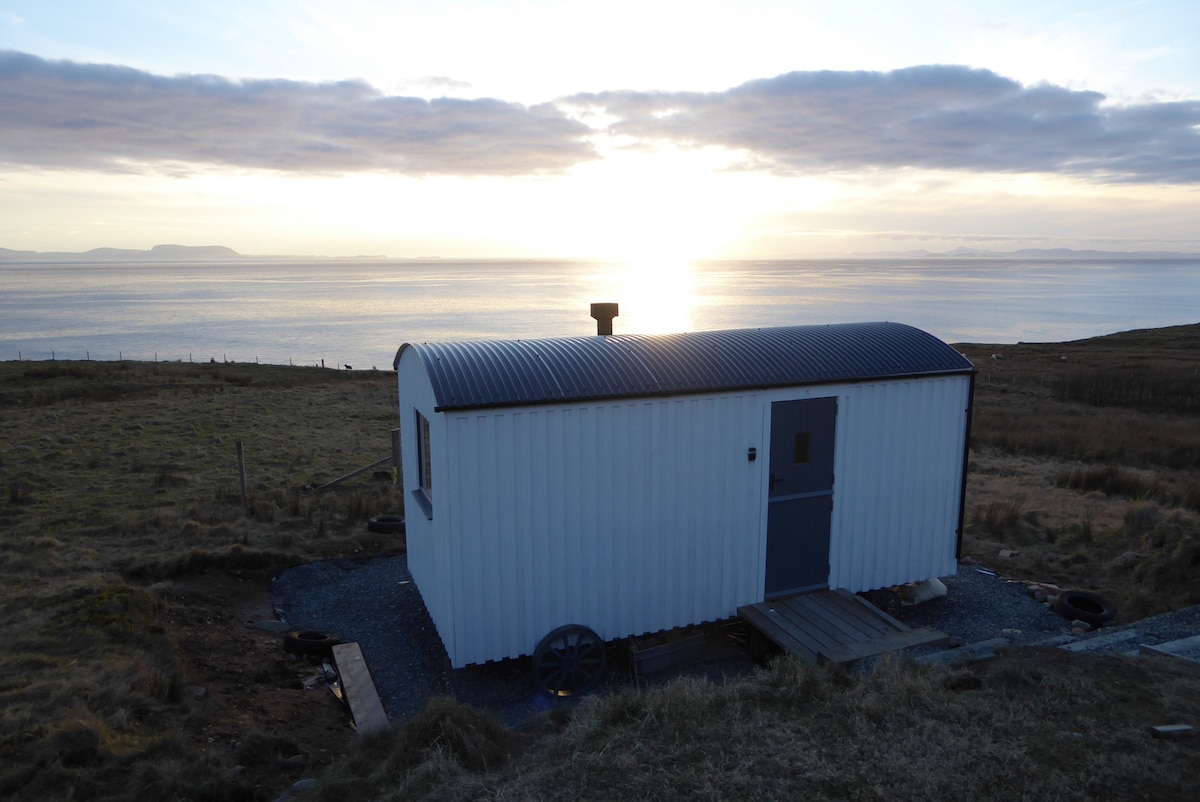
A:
397;322;974;412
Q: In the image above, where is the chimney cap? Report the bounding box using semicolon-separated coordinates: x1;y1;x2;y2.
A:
590;302;619;336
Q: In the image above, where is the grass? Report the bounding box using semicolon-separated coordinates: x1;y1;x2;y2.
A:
0;359;405;800
958;324;1200;621
310;653;1200;800
2;323;1199;800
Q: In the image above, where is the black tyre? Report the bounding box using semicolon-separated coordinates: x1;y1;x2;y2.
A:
532;624;607;697
859;588;902;619
367;514;405;535
283;629;342;658
1053;590;1116;628
871;589;903;619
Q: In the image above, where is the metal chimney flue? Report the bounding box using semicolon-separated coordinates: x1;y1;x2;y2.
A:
590;302;619;336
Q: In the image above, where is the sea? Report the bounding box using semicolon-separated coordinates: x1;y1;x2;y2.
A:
2;257;1198;370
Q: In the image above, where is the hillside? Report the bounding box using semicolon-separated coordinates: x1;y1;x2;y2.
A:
1;324;1198;800
0;244;241;262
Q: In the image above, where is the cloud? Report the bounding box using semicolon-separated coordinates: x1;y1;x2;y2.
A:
568;65;1200;183
4;54;1198;184
0;50;596;176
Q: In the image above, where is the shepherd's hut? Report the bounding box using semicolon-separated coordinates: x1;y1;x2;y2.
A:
394;311;974;692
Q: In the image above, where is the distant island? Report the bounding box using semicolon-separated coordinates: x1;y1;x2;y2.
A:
849;246;1198;259
0;244;242;262
2;244;1197;263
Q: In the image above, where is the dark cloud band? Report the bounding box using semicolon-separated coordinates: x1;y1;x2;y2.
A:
0;50;596;176
569;65;1200;183
2;53;1198;183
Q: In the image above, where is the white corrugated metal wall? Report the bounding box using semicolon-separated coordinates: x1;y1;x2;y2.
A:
441;393;765;667
400;355;971;669
395;353;457;659
822;376;971;591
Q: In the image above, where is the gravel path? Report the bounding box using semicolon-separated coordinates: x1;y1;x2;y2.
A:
272;554;1200;727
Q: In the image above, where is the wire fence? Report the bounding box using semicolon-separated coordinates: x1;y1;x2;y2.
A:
8;349;363;370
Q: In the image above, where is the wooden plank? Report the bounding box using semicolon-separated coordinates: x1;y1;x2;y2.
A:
829;589;909;635
808;591;895;640
753;605;824;663
740;590;951;666
317;456;392;491
1149;724;1197;740
737;604;813;661
737;604;819;663
768;598;845;653
1137;634;1200;664
825;626;953;663
332;642;390;735
791;592;887;642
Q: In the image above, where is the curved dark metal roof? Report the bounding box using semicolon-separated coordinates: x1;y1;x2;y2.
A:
395;322;974;412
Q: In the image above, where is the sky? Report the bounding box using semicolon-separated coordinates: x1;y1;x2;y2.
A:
1;0;1199;259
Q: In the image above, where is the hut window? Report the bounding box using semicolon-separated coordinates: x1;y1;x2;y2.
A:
415;411;433;515
793;432;812;464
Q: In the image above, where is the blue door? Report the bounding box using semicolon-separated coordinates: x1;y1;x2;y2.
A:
764;397;837;597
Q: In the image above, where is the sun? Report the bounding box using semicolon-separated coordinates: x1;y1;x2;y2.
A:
587;253;696;336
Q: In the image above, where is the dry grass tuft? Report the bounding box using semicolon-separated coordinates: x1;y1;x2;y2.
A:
313;696;514;800
352;652;1200;801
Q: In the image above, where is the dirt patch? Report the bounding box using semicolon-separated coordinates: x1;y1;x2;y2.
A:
161;570;352;784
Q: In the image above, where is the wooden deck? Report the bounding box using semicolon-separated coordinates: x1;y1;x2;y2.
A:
738;588;951;665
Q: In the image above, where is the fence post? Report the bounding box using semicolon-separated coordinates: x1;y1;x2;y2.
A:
391;428;402;485
236;440;247;506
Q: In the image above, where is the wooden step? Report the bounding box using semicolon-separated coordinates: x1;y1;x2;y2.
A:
738;588;951;665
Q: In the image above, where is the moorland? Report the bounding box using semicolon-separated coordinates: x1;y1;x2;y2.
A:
2;324;1199;800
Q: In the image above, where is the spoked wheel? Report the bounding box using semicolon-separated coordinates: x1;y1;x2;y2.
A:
532;624;607;697
863;588;903;619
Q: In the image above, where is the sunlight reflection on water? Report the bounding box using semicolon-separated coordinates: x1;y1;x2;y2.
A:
2;257;1197;367
589;258;696;335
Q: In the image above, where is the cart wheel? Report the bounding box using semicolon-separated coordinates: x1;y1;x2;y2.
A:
865;589;902;619
532;624;607;697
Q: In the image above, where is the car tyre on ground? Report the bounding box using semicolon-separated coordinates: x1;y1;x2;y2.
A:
1053;590;1116;628
283;629;342;658
367;514;406;534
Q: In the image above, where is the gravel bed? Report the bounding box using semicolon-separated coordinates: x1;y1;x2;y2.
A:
903;562;1200;656
271;554;1200;728
901;563;1071;648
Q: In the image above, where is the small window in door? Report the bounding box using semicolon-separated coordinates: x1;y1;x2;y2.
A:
793;432;812;464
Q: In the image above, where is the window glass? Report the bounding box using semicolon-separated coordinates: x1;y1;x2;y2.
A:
417;411;432;499
793;432;812;464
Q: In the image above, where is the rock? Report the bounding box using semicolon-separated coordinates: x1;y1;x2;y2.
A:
1026;585;1048;603
898;578;948;605
272;777;319;802
1149;724;1197;740
1111;551;1144;573
254;619;291;633
187;685;207;700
